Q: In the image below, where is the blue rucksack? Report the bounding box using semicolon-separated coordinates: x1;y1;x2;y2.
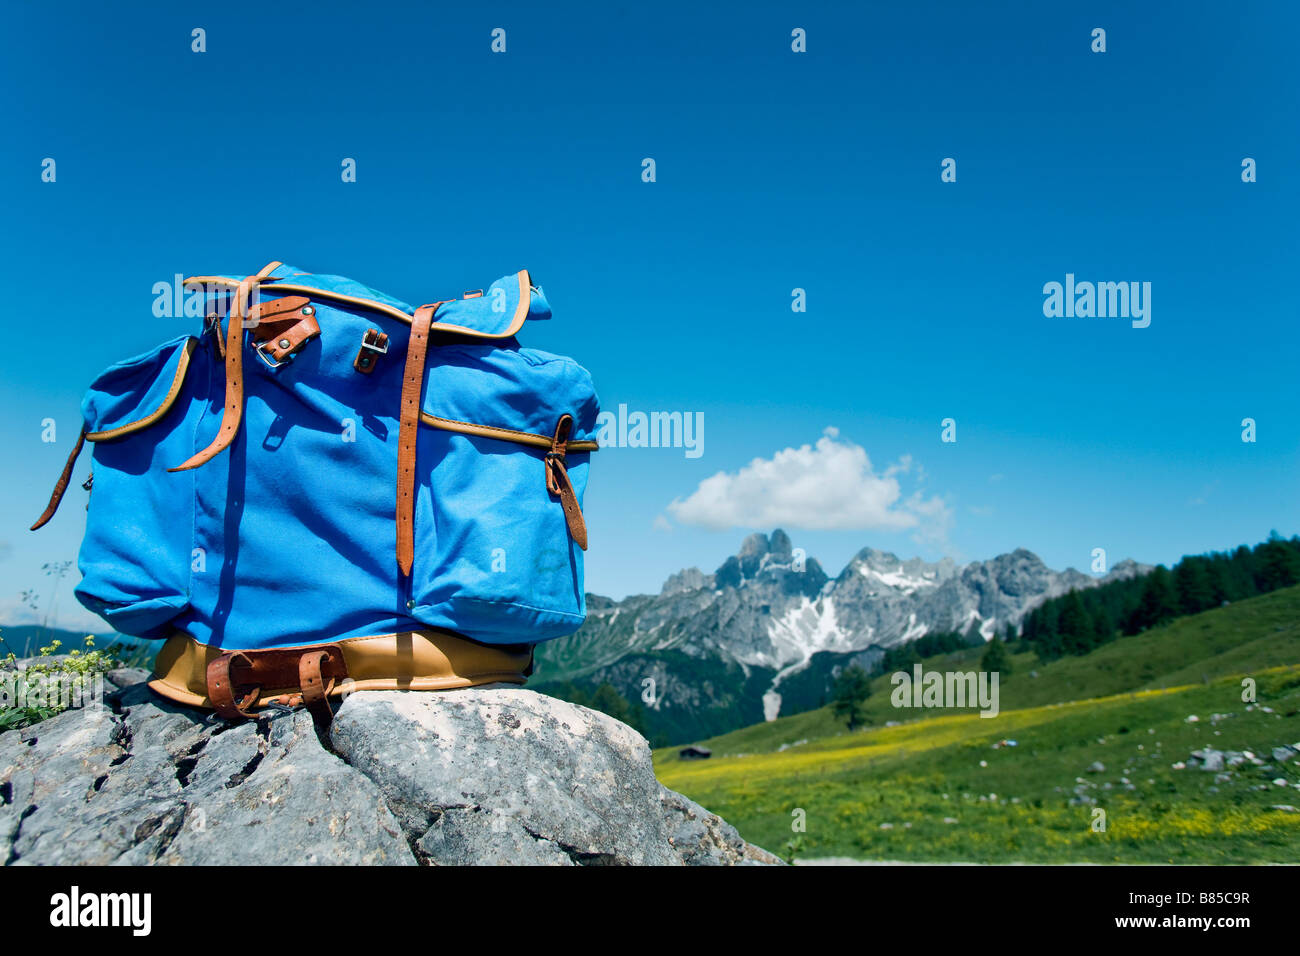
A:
32;261;599;719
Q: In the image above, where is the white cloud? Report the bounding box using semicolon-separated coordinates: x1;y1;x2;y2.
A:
666;428;951;537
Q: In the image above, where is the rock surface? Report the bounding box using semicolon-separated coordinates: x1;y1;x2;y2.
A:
0;683;779;866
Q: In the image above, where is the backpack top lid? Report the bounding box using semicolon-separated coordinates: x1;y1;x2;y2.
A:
186;263;553;338
77;266;563;440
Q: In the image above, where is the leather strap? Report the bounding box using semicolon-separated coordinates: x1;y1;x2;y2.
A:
298;649;338;721
206;645;347;721
545;414;588;550
396;303;441;576
30;427;87;530
353;328;389;374
249;295;319;363
169;261;282;473
206;652;259;720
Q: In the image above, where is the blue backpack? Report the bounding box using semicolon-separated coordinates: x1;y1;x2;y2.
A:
32;261;599;719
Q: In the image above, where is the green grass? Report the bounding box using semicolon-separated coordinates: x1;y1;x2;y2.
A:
654;585;1300;863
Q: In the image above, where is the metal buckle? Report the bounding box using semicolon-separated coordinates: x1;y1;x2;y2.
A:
361;330;389;354
254;340;288;370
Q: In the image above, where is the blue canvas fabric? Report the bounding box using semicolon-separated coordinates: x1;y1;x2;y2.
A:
60;263;599;651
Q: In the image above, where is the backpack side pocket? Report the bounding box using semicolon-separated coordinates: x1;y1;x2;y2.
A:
73;335;206;638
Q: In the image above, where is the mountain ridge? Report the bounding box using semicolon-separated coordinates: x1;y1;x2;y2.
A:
533;531;1150;743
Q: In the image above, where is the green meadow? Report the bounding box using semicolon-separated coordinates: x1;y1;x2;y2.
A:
654;586;1300;863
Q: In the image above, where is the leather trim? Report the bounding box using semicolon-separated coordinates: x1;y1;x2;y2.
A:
169;262;282;472
183;269;534;340
29;428;88;531
85;338;198;442
148;630;532;710
545;414;588;550
420;413;599;452
397;303;438;576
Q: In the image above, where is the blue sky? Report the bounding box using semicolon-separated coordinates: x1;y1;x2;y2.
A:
2;1;1297;630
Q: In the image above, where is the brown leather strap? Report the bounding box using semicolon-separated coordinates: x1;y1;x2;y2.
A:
397;303;441;576
353;328;389;374
30;427;88;530
249;296;319;363
206;652;260;720
545;414;588;550
169;262;281;473
298;649;338;721
206;645;347;721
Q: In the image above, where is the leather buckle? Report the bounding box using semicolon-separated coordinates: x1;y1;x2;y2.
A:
255;341;290;369
354;328;389;374
249;298;319;369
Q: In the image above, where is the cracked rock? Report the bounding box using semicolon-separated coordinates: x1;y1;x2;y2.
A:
2;684;777;866
1;684;411;865
417;807;575;865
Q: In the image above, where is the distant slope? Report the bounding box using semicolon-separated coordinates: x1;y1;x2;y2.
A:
664;584;1300;757
0;625;136;660
653;586;1300;863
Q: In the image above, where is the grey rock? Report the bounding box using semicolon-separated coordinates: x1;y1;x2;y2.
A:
329;688;775;865
1272;746;1298;763
3;683;775;867
660;786;782;865
1086;761;1105;773
105;668;151;690
0;685;411;865
1192;749;1226;772
418;807;574;865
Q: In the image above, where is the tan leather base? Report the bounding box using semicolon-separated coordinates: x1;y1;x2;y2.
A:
148;629;532;710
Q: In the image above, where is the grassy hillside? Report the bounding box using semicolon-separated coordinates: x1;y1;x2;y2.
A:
654;586;1300;863
664;585;1300;757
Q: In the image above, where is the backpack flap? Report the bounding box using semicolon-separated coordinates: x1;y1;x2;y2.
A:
408;339;600;644
426;270;551;338
74;334;207;637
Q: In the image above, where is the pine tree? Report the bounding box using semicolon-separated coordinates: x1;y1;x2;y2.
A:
1132;565;1177;631
1254;534;1300;592
1204;557;1231;605
981;635;1011;675
1091;604;1115;645
831;665;872;731
1174;558;1214;615
1057;590;1092;655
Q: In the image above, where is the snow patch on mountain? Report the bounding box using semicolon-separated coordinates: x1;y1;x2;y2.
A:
857;564;938;595
759;596;859;720
764;596;852;665
534;530;1153;728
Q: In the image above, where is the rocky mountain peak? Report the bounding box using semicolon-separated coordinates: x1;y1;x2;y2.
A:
534;531;1153;740
661;567;712;596
768;529;794;558
737;531;771;559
